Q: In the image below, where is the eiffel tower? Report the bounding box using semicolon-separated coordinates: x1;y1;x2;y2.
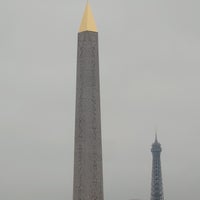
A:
150;134;164;200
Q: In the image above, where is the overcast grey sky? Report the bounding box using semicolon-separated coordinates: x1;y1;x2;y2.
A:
0;0;200;200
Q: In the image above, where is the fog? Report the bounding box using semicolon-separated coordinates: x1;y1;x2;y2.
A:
0;0;200;200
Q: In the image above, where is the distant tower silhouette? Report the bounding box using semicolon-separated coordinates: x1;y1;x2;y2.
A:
150;134;164;200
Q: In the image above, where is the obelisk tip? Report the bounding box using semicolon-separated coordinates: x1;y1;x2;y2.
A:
79;1;97;32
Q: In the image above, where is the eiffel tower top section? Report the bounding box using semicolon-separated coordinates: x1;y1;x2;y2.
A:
151;134;162;152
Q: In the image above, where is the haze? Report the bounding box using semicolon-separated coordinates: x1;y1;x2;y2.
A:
0;0;200;200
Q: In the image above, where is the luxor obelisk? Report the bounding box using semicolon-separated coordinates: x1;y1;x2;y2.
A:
73;2;104;200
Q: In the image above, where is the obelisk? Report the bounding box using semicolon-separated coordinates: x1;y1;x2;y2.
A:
73;2;104;200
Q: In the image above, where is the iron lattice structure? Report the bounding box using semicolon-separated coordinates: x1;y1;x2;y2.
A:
150;135;164;200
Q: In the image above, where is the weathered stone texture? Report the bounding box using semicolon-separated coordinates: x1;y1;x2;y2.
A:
73;31;104;200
